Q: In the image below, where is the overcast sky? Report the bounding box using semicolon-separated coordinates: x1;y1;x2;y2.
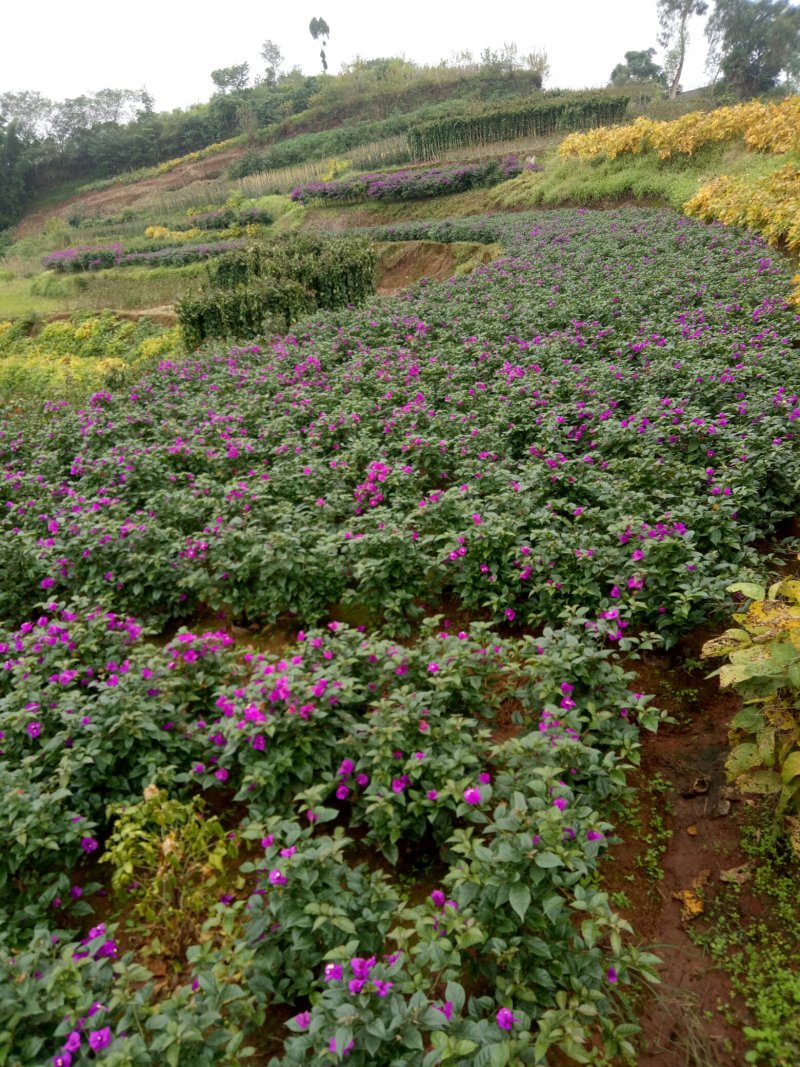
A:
4;1;712;112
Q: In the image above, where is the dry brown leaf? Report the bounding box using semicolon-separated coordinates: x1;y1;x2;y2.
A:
720;864;751;885
686;825;698;836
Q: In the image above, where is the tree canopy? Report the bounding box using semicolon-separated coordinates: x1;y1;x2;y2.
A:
609;48;667;86
658;0;709;98
706;0;800;96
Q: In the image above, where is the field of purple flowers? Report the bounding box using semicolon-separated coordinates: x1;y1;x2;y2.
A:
1;207;798;1065
289;157;532;205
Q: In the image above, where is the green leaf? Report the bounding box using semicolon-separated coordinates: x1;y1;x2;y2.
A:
727;582;765;601
780;751;800;783
725;742;761;779
508;883;531;921
534;851;562;868
735;769;782;794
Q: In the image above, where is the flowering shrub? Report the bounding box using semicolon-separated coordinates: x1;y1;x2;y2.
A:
2;204;799;1063
289;158;525;205
559;96;800;161
42;239;246;272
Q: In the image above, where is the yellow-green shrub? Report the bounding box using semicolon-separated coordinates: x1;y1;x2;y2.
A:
560;97;800;160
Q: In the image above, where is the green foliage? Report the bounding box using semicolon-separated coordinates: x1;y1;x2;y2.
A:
103;788;240;958
609;50;666;87
693;809;800;1065
706;0;800;98
177;233;376;347
702;578;800;829
407;94;630;160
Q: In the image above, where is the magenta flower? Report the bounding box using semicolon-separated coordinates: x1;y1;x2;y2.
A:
324;962;343;982
607;966;618;984
496;1007;518;1030
26;722;41;739
88;1028;111;1052
329;1036;354;1056
52;1055;72;1067
463;787;482;805
268;869;287;885
427;661;439;673
435;1001;454;1020
293;1011;311;1030
64;1031;81;1053
552;797;568;811
426;789;438;800
80;837;99;854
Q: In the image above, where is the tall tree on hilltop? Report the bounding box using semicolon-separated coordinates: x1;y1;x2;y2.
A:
309;17;331;73
657;0;709;98
705;0;800;96
260;39;285;87
609;48;667;85
210;63;250;95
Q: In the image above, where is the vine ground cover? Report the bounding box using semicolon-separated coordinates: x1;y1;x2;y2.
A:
1;206;799;1065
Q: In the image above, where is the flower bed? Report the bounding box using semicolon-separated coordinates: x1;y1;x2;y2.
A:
2;205;799;1064
42;239;246;272
290;157;529;205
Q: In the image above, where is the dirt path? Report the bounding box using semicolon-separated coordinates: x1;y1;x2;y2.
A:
604;631;755;1065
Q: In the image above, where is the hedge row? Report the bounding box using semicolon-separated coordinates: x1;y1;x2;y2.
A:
177;233;377;348
407;94;630;159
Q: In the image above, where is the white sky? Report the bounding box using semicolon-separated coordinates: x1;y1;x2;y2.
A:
4;1;711;112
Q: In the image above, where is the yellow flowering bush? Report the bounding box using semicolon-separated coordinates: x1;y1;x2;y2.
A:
684;165;800;251
560;97;800;160
145;225;203;241
0;312;180;399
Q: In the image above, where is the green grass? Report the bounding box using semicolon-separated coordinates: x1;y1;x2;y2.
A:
0;275;70;319
487;143;797;213
692;806;800;1066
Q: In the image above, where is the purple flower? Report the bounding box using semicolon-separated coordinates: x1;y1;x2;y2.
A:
607;966;618;984
426;789;438;800
324;962;343;982
53;1055;72;1067
64;1031;82;1053
26;722;41;739
268;869;286;885
552;797;568;811
80;837;99;854
463;787;482;805
88;1028;112;1052
496;1007;518;1030
293;1011;311;1030
435;1001;454;1020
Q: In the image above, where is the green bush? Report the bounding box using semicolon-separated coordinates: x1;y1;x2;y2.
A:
407;94;630;159
178;233;377;347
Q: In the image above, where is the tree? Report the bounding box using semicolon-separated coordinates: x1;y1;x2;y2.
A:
0;91;54;142
705;0;800;96
0;120;29;228
260;39;284;87
210;63;250;94
658;0;709;98
609;48;667;85
309;17;331;73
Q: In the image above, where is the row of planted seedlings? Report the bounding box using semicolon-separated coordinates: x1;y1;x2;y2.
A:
39;207;274;274
2;602;659;1066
